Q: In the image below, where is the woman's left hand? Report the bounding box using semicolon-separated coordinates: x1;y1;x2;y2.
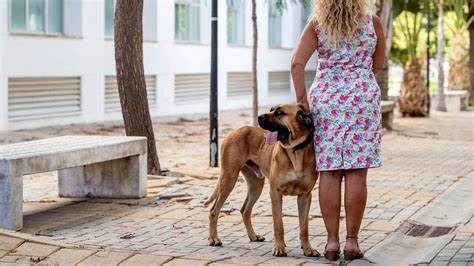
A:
298;99;310;113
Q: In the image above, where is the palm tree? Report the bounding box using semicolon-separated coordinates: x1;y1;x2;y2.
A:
396;1;428;116
436;0;447;111
115;0;161;174
447;0;472;91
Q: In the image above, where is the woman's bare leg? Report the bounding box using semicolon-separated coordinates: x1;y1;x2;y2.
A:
319;170;344;251
344;168;368;252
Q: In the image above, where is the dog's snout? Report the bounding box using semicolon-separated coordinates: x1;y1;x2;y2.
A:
258;114;271;129
258;114;268;124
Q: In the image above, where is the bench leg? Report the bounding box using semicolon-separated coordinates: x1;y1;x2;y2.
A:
58;154;147;199
382;110;394;130
0;161;23;230
445;96;462;112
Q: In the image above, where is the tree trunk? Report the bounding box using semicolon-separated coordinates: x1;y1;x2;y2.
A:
375;0;393;101
470;24;474;103
398;57;428;116
469;1;474;103
436;0;446;111
114;0;161;174
251;0;258;126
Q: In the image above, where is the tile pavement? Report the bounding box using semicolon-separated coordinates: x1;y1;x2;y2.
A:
0;109;473;265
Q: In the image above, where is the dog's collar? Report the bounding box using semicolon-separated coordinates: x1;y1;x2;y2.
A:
292;132;313;154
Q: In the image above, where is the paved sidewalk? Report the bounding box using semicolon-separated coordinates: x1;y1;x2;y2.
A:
0;108;473;265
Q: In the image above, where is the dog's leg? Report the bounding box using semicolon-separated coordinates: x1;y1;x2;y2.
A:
298;193;320;257
270;188;286;257
240;166;265;242
208;169;239;246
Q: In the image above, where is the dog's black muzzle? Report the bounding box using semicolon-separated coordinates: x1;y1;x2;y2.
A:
258;114;290;142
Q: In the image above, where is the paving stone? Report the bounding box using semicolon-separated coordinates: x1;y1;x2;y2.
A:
11;242;59;257
453;254;473;260
459;247;474;254
164;258;209;266
430;260;450;266
259;257;314;265
0;255;35;264
77;250;134;266
302;262;334;266
438;249;458;256
212;255;271;265
128;207;171;219
364;221;398;233
0;236;24;251
157;208;193;220
0;250;7;257
448;263;468;266
119;254;173;265
458;225;474;233
42;248;97;265
181;252;232;261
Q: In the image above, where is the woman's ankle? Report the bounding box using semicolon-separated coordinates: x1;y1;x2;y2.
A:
326;237;340;251
344;236;360;250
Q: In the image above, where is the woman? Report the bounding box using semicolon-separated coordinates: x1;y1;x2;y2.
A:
291;0;386;261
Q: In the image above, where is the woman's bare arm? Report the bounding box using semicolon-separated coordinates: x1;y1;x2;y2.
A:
291;21;318;112
372;15;386;75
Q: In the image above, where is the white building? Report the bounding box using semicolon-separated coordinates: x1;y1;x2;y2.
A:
0;0;316;131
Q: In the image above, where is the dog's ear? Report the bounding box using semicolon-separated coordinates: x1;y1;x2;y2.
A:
296;111;313;128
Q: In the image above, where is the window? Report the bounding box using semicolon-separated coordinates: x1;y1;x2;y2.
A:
301;4;312;33
104;0;115;37
227;0;245;45
268;0;281;48
105;0;157;41
175;0;200;42
10;0;63;34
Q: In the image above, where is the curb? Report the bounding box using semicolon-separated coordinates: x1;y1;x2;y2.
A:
357;175;473;265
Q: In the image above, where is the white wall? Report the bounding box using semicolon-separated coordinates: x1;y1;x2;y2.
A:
0;0;316;131
0;0;7;130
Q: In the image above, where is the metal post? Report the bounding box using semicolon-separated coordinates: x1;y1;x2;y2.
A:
426;0;431;115
210;0;218;167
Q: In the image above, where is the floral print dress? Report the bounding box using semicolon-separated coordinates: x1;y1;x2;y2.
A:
309;15;382;171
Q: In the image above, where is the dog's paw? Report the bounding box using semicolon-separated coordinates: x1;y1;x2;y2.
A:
302;246;321;257
249;234;265;242
272;243;287;257
208;236;222;247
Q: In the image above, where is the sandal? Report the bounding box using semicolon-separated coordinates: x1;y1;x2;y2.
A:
324;244;340;261
343;236;364;261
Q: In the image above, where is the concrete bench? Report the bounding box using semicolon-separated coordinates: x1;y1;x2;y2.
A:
0;135;147;230
432;90;470;112
381;100;395;130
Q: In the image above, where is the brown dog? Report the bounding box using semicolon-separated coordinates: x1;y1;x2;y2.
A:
204;103;319;257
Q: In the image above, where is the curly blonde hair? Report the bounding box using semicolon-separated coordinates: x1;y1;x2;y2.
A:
311;0;368;44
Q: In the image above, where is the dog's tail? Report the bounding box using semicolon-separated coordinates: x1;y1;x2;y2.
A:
203;187;218;207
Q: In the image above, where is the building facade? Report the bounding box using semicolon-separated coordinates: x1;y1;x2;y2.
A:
0;0;316;131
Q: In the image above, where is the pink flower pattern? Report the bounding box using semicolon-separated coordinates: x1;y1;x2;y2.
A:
309;15;382;171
